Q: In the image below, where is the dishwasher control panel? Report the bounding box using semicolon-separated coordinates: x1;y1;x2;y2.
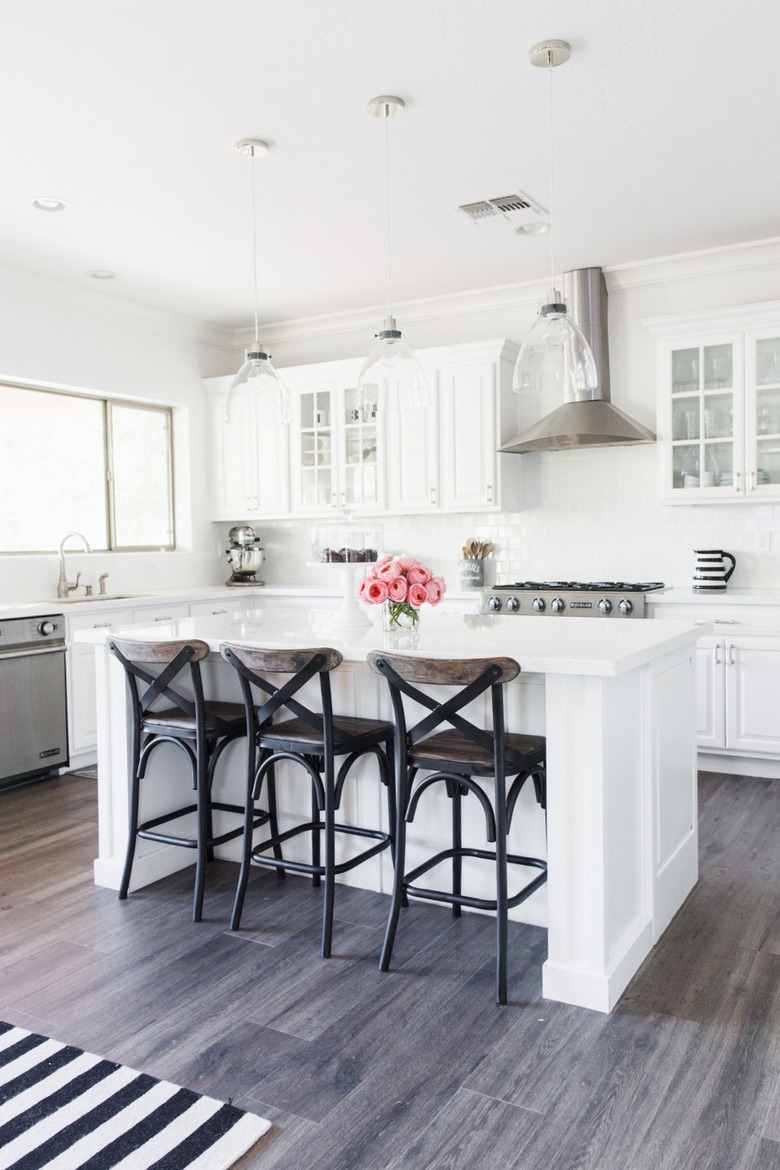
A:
0;615;65;649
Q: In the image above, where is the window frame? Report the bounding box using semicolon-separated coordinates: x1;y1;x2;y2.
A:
0;382;176;554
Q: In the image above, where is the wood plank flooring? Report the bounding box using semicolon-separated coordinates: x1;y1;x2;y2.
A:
0;767;778;1168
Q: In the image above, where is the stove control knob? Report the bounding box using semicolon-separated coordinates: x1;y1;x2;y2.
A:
487;596;502;612
506;596;520;612
598;598;613;614
532;597;546;613
618;598;633;615
550;597;565;613
38;620;56;636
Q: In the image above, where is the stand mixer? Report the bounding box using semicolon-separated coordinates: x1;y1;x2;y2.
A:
225;525;265;586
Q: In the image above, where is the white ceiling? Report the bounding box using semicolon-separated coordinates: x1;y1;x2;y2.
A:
1;0;778;332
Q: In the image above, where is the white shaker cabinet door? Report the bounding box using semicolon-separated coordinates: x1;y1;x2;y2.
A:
725;635;780;754
385;372;440;512
696;638;726;749
438;360;498;510
207;387;290;520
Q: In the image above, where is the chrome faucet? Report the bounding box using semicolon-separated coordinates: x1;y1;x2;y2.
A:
57;532;92;599
98;572;110;595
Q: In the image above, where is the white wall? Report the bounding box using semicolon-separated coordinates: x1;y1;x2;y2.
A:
234;238;780;593
0;265;232;601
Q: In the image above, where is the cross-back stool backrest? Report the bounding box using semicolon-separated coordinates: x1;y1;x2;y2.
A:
220;643;357;749
367;651;522;768
108;637;210;725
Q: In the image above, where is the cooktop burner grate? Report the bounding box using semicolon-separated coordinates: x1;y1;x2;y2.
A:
492;581;665;593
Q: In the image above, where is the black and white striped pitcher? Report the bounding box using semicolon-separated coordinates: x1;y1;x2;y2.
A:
692;549;736;591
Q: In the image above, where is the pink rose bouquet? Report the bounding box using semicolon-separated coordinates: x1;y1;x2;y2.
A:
357;555;446;629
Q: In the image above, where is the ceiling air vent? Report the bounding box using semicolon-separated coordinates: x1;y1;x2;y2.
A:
458;191;547;229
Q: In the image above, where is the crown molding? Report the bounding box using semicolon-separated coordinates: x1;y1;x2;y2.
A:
605;236;780;291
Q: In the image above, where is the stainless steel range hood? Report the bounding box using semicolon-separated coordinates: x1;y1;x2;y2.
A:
500;268;656;453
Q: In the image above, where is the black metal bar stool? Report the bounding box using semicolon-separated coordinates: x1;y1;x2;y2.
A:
109;637;271;922
220;642;395;957
367;650;547;1004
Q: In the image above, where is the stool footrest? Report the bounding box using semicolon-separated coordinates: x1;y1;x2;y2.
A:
249;820;391;877
137;803;268;850
404;847;548;911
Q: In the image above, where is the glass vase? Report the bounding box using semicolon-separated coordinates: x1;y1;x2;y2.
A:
382;600;421;647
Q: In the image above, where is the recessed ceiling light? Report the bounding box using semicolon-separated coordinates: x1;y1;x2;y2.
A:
88;270;118;280
32;197;69;212
516;221;550;235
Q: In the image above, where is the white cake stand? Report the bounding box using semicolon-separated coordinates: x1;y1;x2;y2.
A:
307;560;376;630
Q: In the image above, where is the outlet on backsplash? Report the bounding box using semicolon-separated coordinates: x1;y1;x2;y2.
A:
757;532;773;552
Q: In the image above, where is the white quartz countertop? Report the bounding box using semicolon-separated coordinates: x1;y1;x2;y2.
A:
650;587;780;606
76;604;706;678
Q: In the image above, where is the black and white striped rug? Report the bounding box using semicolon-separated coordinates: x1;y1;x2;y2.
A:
0;1021;271;1169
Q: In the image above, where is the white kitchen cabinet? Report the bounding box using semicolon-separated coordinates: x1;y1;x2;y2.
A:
653;596;780;769
188;596;251;618
283;363;384;515
132;602;190;625
66;607;133;762
384;340;519;514
204;380;290;520
647;302;780;503
723;635;780;754
205;339;520;520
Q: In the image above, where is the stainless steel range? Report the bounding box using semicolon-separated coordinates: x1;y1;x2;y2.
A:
481;581;665;618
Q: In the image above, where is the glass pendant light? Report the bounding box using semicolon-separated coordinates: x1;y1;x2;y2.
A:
225;138;291;426
513;41;598;401
357;96;429;416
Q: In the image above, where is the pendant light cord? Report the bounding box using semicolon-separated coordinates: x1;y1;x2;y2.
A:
547;47;556;292
250;151;260;344
384;114;393;318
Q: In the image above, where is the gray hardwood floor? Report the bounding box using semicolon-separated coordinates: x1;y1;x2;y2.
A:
0;768;778;1169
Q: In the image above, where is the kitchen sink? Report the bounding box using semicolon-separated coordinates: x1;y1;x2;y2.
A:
54;594;147;604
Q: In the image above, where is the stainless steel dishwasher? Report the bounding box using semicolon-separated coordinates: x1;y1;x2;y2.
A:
0;614;69;790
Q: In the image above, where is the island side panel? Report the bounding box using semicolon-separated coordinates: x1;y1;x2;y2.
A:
647;647;698;939
542;642;698;1013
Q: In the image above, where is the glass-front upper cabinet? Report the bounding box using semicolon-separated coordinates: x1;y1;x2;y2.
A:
747;331;780;494
668;340;741;498
289;372;385;514
298;388;335;511
341;386;379;509
649;302;780;504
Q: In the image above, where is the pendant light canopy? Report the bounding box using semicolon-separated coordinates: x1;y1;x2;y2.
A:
357;96;429;416
513;41;598;402
225;138;291;426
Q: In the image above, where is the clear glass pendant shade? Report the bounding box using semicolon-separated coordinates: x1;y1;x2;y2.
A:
513;290;598;400
357;317;430;414
224;345;291;424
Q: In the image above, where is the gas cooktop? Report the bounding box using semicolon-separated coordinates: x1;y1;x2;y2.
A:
481;581;666;618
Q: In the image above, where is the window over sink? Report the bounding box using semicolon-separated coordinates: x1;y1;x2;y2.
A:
0;384;175;552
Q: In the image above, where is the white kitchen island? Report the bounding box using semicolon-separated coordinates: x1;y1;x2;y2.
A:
80;603;705;1013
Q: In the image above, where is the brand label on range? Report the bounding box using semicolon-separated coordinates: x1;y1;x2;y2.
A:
570;601;593;610
39;747;62;759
